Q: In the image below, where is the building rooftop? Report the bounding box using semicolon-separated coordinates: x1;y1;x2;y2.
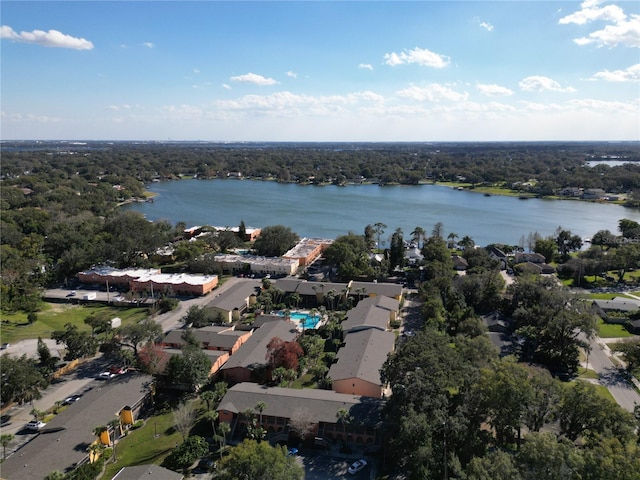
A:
1;373;153;480
218;382;384;426
328;329;395;386
207;279;261;311
220;320;298;372
111;464;183;480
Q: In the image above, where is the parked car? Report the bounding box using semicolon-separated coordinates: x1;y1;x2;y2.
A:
25;420;46;431
109;366;128;375
287;447;298;457
193;457;216;473
1;343;9;350
98;371;116;379
63;394;82;405
348;459;367;475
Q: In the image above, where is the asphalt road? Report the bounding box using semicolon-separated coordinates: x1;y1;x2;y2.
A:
585;335;640;412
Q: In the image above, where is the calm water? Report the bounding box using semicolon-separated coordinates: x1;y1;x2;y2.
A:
124;179;640;247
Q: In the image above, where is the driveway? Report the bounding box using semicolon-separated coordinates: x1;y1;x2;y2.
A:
300;453;373;480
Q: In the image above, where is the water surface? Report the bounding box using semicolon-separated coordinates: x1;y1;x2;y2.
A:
124;179;640;247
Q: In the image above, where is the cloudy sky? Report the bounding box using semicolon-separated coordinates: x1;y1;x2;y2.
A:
1;0;639;141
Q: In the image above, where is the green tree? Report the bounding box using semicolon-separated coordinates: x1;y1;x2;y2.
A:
323;233;374;279
0;354;47;404
410;226;426;249
51;323;99;361
216;439;304;480
516;432;583;480
165;345;211;391
118;318;162;355
373;222;387;250
252;225;299;257
533;236;557;263
612;337;640;374
389;227;406;273
163;435;209;470
557;380;635;443
619;218;640;239
460;449;522;480
1;433;14;459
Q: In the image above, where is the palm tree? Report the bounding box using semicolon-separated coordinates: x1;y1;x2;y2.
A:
218;422;231;459
205;410;218;438
447;232;458;248
1;433;14;459
459;235;475;249
410;226;426;248
88;442;106;463
200;390;215;411
373;222;387;250
30;408;45;421
93;425;109;445
255;402;267;426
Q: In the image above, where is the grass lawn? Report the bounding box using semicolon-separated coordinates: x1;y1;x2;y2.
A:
578;368;600;380
0;303;149;344
597;319;633;339
101;410;182;479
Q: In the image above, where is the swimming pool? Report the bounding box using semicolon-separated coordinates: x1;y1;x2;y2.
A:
277;311;322;330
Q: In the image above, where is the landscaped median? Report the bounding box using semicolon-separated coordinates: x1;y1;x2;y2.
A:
101;409;182;479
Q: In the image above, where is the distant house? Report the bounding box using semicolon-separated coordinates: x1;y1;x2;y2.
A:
349;281;403;302
341;295;399;333
217;382;384;447
516;261;556;275
404;247;424;265
582;188;606;200
329;329;395;398
592;297;640;324
514;252;546;264
220;320;299;383
559;187;582;197
487;246;509;270
213;253;299;277
452;255;469;271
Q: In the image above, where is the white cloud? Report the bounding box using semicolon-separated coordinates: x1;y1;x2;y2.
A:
558;1;626;25
384;47;450;68
559;1;639;48
193;68;200;74
359;63;373;71
480;22;494;32
396;84;468;102
222;83;231;90
230;72;279;85
286;71;297;78
142;42;155;49
574;14;640;47
476;83;514;96
0;25;93;50
519;76;576;93
590;63;640;81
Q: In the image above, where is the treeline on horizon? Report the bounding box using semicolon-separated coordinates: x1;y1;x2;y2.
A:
2;140;640;193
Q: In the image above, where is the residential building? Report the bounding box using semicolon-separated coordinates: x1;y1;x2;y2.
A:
220;320;299;383
0;374;153;480
282;237;333;267
213;254;299;276
111;465;183;480
329;329;395;398
217;382;384;447
341;295;399;333
206;279;261;323
161;326;251;354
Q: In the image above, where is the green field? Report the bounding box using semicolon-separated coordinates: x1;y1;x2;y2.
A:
597;319;633;339
0;303;149;344
100;409;183;479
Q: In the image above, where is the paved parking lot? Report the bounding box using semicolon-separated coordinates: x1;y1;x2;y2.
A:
299;454;373;480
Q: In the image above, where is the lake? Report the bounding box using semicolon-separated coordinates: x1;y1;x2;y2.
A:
124;179;640;247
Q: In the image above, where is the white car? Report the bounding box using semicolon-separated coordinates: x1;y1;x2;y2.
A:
98;371;116;379
348;459;367;475
25;420;46;431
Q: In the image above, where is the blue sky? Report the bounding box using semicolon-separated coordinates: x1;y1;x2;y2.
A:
1;1;639;141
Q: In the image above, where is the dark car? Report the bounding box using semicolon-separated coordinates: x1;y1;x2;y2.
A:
193;458;216;473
